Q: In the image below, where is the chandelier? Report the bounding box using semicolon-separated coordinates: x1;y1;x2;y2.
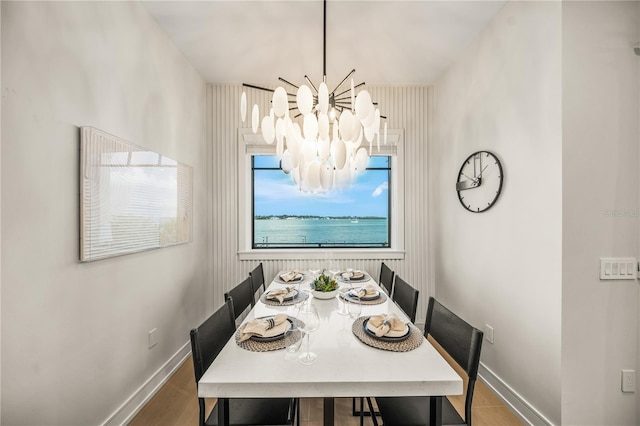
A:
240;0;387;193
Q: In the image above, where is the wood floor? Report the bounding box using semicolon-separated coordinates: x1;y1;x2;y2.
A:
129;343;523;426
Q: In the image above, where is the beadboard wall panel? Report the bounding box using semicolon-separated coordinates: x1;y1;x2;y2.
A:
208;84;431;322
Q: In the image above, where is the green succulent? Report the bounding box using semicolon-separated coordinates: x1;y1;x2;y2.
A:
312;272;338;292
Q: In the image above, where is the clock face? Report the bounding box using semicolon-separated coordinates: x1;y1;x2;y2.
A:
456;151;503;213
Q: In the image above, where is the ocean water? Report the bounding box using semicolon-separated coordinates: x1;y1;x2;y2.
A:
254;218;389;248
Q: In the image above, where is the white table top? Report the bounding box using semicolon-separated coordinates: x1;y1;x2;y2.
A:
198;271;462;399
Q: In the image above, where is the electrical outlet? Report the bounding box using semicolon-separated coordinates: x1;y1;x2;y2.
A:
148;328;158;349
484;324;494;344
622;370;635;393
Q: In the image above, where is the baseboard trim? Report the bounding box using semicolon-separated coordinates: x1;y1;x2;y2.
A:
101;341;191;426
478;362;555;426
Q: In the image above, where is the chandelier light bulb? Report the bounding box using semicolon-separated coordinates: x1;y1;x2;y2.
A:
240;92;247;122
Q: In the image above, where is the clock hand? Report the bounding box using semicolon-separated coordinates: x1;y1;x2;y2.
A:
461;172;476;181
478;164;488;177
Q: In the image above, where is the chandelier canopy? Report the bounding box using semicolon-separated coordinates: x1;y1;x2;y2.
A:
240;0;387;193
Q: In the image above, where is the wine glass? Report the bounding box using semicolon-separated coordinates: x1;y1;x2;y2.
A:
296;303;320;365
348;293;362;319
283;323;304;361
308;259;321;280
337;284;351;316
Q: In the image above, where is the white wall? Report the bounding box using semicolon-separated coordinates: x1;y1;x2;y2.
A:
432;2;562;424
208;84;432;320
1;2;208;425
562;2;639;425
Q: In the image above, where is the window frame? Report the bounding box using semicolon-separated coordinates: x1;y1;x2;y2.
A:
237;128;405;260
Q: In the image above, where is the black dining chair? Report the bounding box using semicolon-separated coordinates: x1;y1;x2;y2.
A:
224;276;255;324
190;299;299;426
392;275;419;323
249;262;266;304
374;297;484;426
379;262;395;297
351;263;398;421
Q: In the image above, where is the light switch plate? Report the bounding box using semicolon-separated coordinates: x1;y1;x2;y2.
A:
600;258;637;280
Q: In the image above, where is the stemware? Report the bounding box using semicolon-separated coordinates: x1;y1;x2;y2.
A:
348;293;362;319
283;323;304;361
296;303;320;365
337;284;350;315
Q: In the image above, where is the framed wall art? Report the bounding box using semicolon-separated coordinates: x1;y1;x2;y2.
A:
80;127;193;262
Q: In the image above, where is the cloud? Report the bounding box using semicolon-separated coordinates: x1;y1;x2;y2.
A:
372;182;388;197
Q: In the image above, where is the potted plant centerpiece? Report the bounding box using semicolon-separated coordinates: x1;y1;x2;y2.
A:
311;271;339;300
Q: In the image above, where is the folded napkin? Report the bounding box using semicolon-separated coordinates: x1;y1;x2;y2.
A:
239;314;290;342
367;313;408;337
266;287;296;303
279;270;302;282
341;270;365;280
351;284;378;299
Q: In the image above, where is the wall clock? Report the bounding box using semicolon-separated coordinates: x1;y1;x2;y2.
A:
456;151;503;213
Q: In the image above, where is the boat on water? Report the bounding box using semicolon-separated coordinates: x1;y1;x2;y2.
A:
351;218;359;224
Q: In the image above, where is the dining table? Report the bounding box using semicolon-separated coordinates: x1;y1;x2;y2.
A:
197;269;462;426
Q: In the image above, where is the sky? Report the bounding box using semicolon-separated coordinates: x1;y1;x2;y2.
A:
253;156;389;218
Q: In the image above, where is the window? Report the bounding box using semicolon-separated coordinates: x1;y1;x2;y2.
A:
238;129;404;260
252;155;391;249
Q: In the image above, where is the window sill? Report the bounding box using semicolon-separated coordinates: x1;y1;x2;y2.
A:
238;249;405;261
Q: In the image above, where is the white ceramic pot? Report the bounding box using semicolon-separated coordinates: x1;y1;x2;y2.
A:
312;289;339;300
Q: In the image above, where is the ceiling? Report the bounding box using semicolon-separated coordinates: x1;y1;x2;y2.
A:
142;1;507;87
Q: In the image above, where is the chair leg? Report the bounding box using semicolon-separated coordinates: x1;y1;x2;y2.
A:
365;397;379;426
352;396;381;418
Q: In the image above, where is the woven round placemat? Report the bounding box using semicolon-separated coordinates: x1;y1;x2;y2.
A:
339;291;387;306
352;316;423;352
260;290;309;306
273;272;308;285
236;317;305;352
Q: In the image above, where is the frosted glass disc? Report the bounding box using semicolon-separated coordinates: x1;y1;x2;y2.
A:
320;162;334;191
318;113;329;140
364;124;375;143
355;90;372;121
318;138;330;161
275;118;285;145
362;103;376;128
261;116;275;144
333;139;347;170
272;87;288;118
276;138;284;159
281;150;293;174
297;85;313;115
339;110;355;142
303;114;319;140
384;122;388;145
355;147;369;172
240;92;247;122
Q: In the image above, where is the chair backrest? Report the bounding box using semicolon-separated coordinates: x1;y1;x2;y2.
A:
425;297;483;425
224;276;255;320
249;262;266;301
190;299;236;383
392;275;419;323
379;262;395;296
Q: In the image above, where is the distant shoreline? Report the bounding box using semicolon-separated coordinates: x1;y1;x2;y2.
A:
255;215;386;220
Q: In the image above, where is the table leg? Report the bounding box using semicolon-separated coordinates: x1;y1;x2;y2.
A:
218;398;229;426
430;396;442;426
323;397;334;426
